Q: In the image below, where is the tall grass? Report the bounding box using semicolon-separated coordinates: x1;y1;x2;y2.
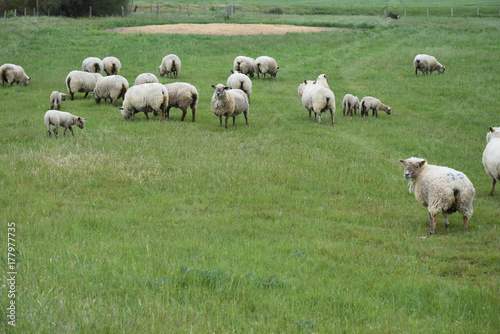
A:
0;7;499;333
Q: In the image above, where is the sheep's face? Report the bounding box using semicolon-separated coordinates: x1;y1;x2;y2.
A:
438;66;445;74
486;127;500;143
272;67;279;77
211;84;228;99
60;93;67;101
119;107;130;119
383;106;392;115
158;67;165;77
93;90;101;104
400;158;426;180
76;117;86;129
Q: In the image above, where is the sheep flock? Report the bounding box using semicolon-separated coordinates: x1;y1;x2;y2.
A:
2;51;496;234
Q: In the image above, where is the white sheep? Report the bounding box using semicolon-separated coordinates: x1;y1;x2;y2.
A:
82;57;104;73
102;56;121;76
93;75;129;106
164;82;198;122
50;91;67;110
0;63;31;88
297;74;330;97
414;54;445;76
301;81;335;125
399;157;475;234
44;110;86;137
134;73;159;85
158;54;181;78
227;70;252;104
359;96;391;118
233;56;256;77
211;83;249;128
119;83;168;121
255;56;279;80
65;70;103;100
482;126;500;196
342;94;360;117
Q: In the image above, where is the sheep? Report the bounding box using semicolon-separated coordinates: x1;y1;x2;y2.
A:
227;70;252;104
300;80;335;125
102;56;121;76
134;73;159;86
50;91;67;110
482;126;500;196
298;74;330;97
163;82;198;122
414;54;445;76
255;56;279;80
233;56;256;77
93;75;129;106
119;83;168;121
82;57;103;73
65;70;103;100
44;110;86;137
0;63;31;88
399;157;475;234
158;54;181;79
211;83;249;128
342;94;360;117
359;96;391;118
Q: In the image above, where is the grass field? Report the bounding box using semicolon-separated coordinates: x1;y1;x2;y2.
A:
1;3;499;333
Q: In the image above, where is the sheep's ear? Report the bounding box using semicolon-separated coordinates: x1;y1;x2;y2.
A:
211;85;216;89
399;160;406;165
303;80;307;84
419;160;426;167
119;107;124;111
313;80;317;84
231;70;234;74
224;86;229;90
490;127;495;132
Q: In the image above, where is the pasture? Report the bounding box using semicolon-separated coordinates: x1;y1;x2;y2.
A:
1;3;499;332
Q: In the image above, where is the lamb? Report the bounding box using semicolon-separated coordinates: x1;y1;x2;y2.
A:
65;70;103;100
134;73;159;85
342;94;360;117
50;91;67;110
158;54;181;79
359;96;391;118
119;83;168;121
233;56;256;77
255;56;279;80
102;56;121;76
163;82;198;122
93;75;129;106
44;110;86;137
399;157;475;234
0;63;31;87
211;83;249;128
297;74;330;97
82;57;103;73
482;126;500;196
413;54;445;76
300;80;335;125
226;70;252;104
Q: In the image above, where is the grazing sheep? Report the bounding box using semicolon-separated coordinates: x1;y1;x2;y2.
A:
162;82;198;122
301;81;335;125
134;73;159;86
82;57;103;73
255;56;279;80
414;54;445;76
102;56;121;76
233;56;256;77
227;70;252;104
50;91;67;110
158;54;181;79
65;70;103;100
297;74;330;97
211;83;249;128
119;83;168;121
342;94;360;117
93;75;129;106
399;157;475;234
0;63;31;87
44;110;86;137
359;96;391;118
482;126;500;196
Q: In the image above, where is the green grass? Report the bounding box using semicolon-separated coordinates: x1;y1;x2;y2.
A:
1;5;499;333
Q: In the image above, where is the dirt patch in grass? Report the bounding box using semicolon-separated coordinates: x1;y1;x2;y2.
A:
108;23;350;36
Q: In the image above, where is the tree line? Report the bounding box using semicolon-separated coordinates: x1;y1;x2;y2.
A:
1;0;129;17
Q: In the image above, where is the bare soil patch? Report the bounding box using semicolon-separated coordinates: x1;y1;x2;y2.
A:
108;23;349;36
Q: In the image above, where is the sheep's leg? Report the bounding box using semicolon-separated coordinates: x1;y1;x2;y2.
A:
53;125;59;137
84;92;89;98
244;111;248;125
317;113;321;124
342;106;346;116
490;178;496;196
191;107;196;122
225;116;229;129
308;109;312;120
330;110;334;125
219;116;223;127
70;92;74;100
430;215;438;234
57;103;61;110
50;103;54;109
443;213;450;229
47;128;52;137
144;112;150;120
463;217;469;232
232;116;236;126
181;109;188;122
69;126;75;136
